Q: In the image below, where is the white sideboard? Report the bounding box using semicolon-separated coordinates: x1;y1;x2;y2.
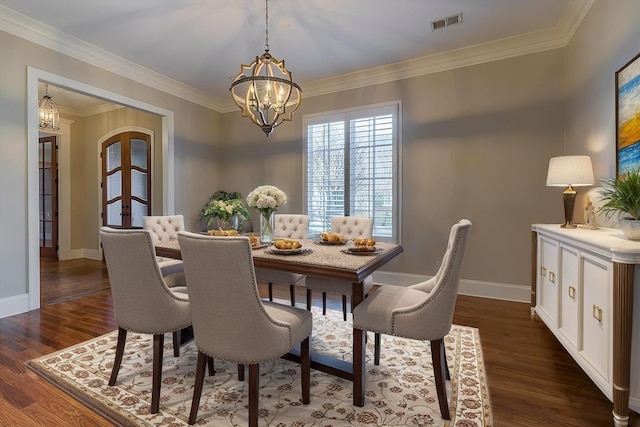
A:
532;224;640;427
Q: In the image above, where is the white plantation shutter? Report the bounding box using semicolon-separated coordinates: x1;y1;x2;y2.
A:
306;120;345;234
304;103;400;241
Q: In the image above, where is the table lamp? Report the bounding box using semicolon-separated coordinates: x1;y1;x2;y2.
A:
546;155;594;228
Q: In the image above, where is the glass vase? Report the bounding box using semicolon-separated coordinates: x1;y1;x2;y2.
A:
260;211;275;244
217;217;232;230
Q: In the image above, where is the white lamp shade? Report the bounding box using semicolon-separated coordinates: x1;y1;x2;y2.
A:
546;155;594;187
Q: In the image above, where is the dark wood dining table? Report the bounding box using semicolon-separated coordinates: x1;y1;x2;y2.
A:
155;237;403;407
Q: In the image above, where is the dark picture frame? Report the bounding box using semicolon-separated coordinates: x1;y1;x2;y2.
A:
616;51;640;177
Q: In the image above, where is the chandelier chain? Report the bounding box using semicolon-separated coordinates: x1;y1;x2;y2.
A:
264;0;269;52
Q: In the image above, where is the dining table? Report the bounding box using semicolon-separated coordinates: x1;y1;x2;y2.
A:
155;236;403;407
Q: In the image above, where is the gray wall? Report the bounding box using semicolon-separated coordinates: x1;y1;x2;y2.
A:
0;30;221;302
1;0;638;311
218;49;565;291
565;0;640;180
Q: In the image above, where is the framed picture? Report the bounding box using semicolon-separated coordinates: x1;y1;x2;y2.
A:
616;51;640;177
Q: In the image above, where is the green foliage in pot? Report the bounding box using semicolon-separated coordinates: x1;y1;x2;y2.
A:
599;168;640;221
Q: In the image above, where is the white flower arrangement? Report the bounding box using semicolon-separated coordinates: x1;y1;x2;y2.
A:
246;185;288;217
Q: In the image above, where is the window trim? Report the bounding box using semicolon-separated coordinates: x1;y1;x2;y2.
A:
302;100;402;243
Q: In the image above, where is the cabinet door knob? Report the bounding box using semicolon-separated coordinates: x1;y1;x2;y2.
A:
592;304;603;322
549;271;556;283
568;286;576;299
541;266;547;277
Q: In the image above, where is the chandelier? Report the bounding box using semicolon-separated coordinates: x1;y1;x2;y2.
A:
38;84;60;131
230;0;302;137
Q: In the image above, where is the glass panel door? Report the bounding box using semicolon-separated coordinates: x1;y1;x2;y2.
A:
102;132;151;228
39;136;58;259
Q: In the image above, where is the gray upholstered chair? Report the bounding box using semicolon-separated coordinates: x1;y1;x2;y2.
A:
143;214;185;279
177;231;312;427
305;216;374;320
99;227;191;414
352;219;472;420
256;214;309;306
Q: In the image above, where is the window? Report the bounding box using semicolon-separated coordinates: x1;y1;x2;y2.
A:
304;102;401;242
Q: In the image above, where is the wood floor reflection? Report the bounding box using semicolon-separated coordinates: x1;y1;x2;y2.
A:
40;258;110;305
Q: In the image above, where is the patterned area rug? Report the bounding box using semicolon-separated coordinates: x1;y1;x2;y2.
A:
27;306;492;426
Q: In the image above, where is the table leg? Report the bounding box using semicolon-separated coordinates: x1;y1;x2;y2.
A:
352;281;365;407
612;262;634;427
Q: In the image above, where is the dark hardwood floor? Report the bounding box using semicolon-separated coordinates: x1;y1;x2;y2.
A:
1;260;637;426
40;258;109;305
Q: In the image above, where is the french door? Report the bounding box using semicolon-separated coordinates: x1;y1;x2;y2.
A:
39;136;58;259
102;132;151;228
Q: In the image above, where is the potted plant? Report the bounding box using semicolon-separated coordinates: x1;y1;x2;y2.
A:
201;191;250;231
599;168;640;240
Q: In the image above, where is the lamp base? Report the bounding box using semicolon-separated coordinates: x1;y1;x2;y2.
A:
561;222;577;229
560;186;577;228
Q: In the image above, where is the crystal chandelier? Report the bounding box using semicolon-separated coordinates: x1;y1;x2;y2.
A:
38;84;60;131
230;0;302;137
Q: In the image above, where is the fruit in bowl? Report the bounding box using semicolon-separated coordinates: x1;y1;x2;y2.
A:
320;232;345;244
208;229;239;236
272;239;302;250
353;238;376;247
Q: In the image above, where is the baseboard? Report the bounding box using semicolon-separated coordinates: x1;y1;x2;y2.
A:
373;271;530;303
59;248;102;261
0;293;30;318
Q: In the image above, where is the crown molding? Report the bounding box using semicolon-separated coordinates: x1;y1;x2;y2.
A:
0;5;225;112
1;0;594;114
59;103;124;118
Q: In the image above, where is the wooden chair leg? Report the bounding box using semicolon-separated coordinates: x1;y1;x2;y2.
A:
374;332;381;366
172;330;181;357
248;364;260;427
188;351;208;425
322;292;327;315
290;284;296;306
207;356;215;376
109;327;127;386
300;336;311;404
444;345;450;380
151;333;164;414
342;294;347;321
268;282;274;301
306;289;312;311
238;363;245;381
431;339;450;420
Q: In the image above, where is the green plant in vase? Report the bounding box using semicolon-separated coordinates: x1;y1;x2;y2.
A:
599;168;640;239
201;191;250;231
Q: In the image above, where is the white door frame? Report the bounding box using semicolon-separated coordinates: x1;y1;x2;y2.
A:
27;66;175;311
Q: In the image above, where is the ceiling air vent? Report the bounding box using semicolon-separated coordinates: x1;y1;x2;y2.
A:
431;12;463;31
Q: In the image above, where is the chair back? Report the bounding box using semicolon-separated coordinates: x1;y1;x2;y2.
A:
143;215;185;245
274;214;309;239
330;216;373;240
177;231;300;363
99;227;190;333
412;219;472;338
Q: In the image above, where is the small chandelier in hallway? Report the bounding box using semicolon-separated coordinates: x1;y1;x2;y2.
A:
38;84;60;131
229;0;302;137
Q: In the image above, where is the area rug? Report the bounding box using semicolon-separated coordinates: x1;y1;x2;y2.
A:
26;306;492;426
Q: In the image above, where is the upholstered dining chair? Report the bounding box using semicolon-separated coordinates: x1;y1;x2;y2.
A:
143;214;185;279
352;219;472;420
305;216;374;320
177;231;313;427
99;227;191;414
256;214;309;306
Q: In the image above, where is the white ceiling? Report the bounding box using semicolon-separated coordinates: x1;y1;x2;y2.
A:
4;0;593;113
